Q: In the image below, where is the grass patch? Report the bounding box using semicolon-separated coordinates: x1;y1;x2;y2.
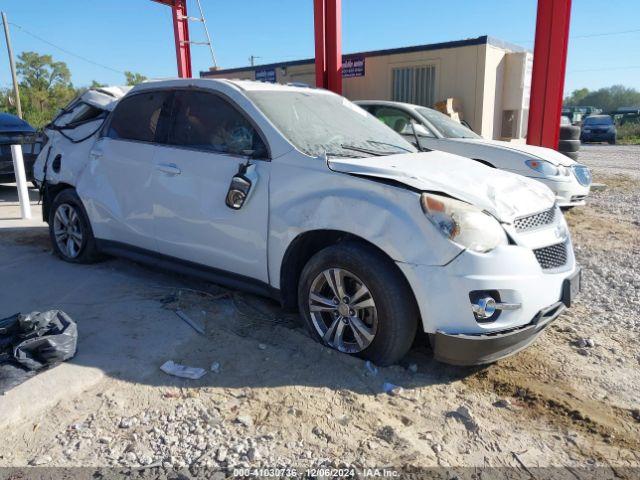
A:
618;122;640;144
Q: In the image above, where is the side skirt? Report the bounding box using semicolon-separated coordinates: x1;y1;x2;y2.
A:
95;239;281;302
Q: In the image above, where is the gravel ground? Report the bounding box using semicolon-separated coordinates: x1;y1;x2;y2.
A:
1;146;639;477
579;144;640;179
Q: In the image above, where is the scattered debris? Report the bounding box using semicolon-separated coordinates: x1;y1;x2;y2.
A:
446;405;480;433
365;361;378;376
375;425;397;444
160;360;206;380
235;414;253;428
493;399;511;408
382;382;403;396
210;361;221;373
175;309;205;335
29;455;52;466
258;343;267;350
407;363;418;374
575;338;595;348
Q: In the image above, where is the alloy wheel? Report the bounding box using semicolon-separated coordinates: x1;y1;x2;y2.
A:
308;268;378;353
53;203;83;259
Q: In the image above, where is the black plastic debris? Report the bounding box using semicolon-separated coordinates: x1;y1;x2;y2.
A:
0;310;77;393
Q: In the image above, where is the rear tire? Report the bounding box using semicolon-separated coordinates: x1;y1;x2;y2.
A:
298;242;418;366
563;151;579;161
49;189;100;264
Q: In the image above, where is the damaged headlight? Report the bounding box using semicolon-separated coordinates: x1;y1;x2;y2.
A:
420;193;508;253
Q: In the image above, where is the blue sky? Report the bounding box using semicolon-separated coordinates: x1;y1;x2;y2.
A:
1;0;638;95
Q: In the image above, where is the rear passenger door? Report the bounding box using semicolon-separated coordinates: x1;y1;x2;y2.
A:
150;89;271;283
78;90;172;250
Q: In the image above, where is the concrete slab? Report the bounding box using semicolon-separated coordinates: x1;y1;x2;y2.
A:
0;183;200;429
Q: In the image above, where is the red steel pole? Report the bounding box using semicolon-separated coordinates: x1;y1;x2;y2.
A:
313;0;327;89
325;0;342;94
152;0;192;78
171;0;192;78
527;0;572;148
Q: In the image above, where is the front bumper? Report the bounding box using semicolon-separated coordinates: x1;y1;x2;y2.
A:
534;176;590;208
430;301;565;365
581;132;615;142
397;235;579;365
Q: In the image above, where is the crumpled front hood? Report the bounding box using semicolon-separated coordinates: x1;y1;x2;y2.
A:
449;138;576;166
328;151;555;223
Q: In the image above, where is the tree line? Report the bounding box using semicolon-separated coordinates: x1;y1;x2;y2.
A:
564;85;640;112
1;51;147;128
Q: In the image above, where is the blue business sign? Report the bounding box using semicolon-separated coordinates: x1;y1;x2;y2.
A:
342;56;365;78
255;69;276;83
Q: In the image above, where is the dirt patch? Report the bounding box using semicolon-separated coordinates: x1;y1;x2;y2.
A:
465;347;640;459
0;226;51;250
565;174;640;252
592;173;640;193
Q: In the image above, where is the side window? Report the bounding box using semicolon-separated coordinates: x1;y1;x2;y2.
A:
374;106;435;137
107;91;172;143
168;90;267;158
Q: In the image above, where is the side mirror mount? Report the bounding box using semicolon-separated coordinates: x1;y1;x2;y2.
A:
225;163;257;210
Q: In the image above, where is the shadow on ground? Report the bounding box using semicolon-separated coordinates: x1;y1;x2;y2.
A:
0;206;481;397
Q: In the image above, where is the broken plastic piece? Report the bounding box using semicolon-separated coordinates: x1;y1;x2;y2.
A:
382;382;403;396
160;360;206;380
175;309;205;335
365;361;378;376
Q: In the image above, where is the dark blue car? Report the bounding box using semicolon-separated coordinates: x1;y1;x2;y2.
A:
0;113;40;183
580;115;617;144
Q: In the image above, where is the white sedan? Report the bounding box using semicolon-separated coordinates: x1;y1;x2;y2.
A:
356;100;592;208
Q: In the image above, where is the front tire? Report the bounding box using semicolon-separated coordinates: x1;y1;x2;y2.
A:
298;242;418;366
49;189;100;263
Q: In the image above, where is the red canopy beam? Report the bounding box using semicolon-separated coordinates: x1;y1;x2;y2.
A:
153;0;192;78
527;0;572;148
314;0;341;93
313;0;327;89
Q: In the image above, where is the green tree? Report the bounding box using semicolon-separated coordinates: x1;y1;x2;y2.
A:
124;71;147;86
5;51;77;127
90;80;107;89
564;88;590;106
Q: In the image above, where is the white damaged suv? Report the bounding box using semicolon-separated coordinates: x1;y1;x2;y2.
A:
34;79;581;366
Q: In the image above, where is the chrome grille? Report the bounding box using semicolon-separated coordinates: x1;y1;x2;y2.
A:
573;165;592;186
533;241;568;270
514;207;556;232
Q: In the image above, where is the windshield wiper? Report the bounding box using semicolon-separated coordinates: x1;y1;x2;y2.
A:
340;144;393;157
365;139;413;153
324;151;367;159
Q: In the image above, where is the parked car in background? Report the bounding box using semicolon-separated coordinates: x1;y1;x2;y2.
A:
34;79;581;366
0;113;41;183
580;115;617;144
357;100;592;208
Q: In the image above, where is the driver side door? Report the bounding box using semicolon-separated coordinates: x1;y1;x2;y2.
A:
150;89;271;283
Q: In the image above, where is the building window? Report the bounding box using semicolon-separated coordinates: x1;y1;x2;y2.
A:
392;65;436;107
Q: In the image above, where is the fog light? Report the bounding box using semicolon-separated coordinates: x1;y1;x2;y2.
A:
472;296;497;319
